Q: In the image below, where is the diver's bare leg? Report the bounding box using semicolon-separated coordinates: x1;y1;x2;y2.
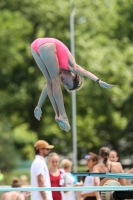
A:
31;48;59;120
39;44;70;132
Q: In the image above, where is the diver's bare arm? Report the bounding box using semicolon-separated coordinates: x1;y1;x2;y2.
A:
74;64;99;81
68;52;113;88
37;84;48;109
70;64;114;88
34;84;48;121
68;54;99;81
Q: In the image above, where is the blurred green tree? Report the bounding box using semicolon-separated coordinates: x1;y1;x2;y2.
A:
0;0;133;165
0;119;19;172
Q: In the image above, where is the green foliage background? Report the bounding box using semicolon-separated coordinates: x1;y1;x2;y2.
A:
0;0;133;175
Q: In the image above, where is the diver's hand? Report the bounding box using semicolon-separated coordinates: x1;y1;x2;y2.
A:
34;107;42;120
99;80;114;89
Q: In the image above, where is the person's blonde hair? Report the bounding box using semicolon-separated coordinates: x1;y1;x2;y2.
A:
47;152;59;162
60;159;72;169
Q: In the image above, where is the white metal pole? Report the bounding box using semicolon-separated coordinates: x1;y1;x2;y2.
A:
70;5;77;172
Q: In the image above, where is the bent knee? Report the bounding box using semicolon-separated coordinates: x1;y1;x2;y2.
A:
46;79;52;86
46;78;60;88
51;77;60;85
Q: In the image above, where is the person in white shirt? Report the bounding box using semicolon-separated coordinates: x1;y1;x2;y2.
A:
81;152;99;200
30;140;54;200
60;159;79;200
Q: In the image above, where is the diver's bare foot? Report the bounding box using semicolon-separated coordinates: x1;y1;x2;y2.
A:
57;121;71;132
55;116;71;132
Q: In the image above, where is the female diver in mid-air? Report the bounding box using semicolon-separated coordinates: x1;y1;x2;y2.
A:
31;38;113;132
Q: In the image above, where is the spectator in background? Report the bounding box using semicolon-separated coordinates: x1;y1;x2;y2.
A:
20;175;29;186
47;153;65;200
109;150;119;162
80;152;99;200
60;159;80;200
1;177;29;200
92;147;126;200
30;140;54;200
20;175;30;198
93;147;126;186
109;150;133;185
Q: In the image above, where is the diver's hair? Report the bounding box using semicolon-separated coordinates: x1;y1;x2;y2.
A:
99;147;110;166
66;74;84;93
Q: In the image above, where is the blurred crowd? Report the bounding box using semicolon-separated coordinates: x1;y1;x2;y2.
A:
0;175;30;200
0;140;133;200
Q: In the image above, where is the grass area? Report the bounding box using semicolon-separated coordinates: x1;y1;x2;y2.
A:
0;170;30;185
77;165;87;172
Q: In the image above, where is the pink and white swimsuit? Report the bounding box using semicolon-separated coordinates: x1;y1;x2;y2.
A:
31;38;69;70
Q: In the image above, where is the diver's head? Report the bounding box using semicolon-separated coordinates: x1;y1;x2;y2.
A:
60;70;84;92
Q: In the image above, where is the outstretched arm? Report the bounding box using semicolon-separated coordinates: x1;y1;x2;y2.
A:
74;64;113;88
34;84;48;120
74;64;99;81
68;53;113;88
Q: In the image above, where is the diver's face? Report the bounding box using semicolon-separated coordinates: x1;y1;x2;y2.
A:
60;71;75;90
